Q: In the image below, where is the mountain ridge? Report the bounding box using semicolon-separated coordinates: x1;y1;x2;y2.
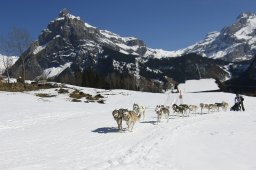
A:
7;9;236;90
177;12;256;62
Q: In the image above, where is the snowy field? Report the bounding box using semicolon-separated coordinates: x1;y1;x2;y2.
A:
0;79;256;170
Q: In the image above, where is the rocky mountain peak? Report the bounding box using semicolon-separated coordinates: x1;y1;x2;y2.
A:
225;12;256;34
59;8;70;17
237;12;256;20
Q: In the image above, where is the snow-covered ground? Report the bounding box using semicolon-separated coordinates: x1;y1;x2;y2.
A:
0;79;256;170
178;78;219;93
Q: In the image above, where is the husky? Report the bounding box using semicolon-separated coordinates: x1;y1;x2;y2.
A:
172;104;185;116
179;104;190;116
216;101;229;111
112;108;128;130
188;105;198;114
133;103;146;120
122;110;141;132
210;104;219;112
199;103;204;114
155;105;170;123
200;103;213;114
222;101;229;111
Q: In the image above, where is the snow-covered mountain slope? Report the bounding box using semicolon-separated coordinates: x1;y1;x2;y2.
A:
0;79;256;170
0;54;18;73
179;12;256;62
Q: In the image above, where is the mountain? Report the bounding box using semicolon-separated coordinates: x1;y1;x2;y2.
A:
179;12;256;62
9;9;229;90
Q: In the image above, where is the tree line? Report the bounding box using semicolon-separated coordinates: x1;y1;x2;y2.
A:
57;69;166;93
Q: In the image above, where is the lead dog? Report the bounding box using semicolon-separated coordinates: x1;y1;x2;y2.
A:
112;108;128;130
122;110;141;132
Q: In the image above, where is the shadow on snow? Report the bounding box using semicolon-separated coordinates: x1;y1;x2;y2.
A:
140;120;157;125
92;127;120;134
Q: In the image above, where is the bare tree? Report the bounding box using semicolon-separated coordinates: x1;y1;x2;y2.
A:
0;27;32;83
2;56;13;83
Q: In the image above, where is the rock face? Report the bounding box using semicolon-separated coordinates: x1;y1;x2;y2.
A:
180;12;256;62
247;55;256;81
9;9;230;88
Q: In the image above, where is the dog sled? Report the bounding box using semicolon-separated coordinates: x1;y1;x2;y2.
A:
230;103;241;111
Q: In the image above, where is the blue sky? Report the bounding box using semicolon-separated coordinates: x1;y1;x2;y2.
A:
0;0;256;51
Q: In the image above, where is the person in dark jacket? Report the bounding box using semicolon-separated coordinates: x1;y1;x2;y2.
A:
234;94;245;111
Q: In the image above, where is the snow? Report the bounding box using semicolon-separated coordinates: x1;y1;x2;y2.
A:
84;22;95;28
40;62;72;79
208;50;227;59
57;13;80;21
146;67;162;74
53;35;61;39
116;43;140;52
100;30;122;40
0;79;256;169
100;30;136;43
234;15;256;40
144;48;181;58
175;31;223;60
66;13;80;20
178;78;219;93
119;49;129;55
99;27;182;58
55;17;64;21
33;45;46;55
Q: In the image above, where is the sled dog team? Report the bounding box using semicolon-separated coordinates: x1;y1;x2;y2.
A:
112;101;229;132
112;101;229;131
